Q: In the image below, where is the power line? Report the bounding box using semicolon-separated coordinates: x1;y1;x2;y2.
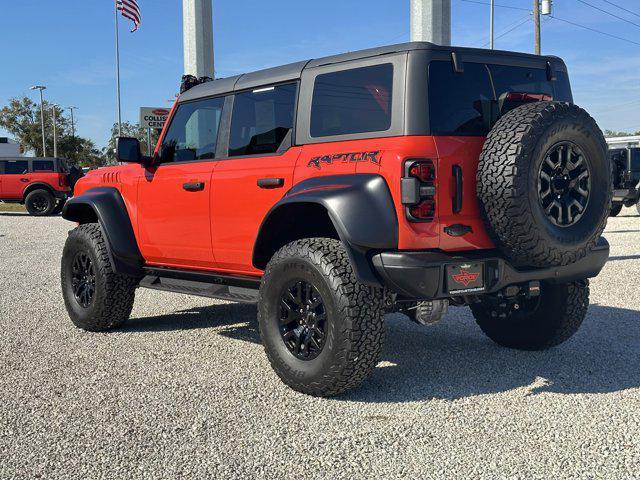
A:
548;15;640;46
598;0;640;19
575;0;640;29
459;0;530;12
480;14;532;47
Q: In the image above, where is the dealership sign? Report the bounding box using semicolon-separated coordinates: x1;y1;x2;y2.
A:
139;107;170;129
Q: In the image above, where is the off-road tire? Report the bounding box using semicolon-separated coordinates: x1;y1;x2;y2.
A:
471;281;589;351
61;223;137;331
609;204;623;217
258;238;385;397
477;102;611;267
25;189;55;216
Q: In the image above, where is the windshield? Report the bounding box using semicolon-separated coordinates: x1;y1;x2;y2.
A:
428;61;572;136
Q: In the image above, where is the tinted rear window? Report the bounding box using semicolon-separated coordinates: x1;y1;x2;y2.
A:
33;160;55;172
310;64;393;137
429;61;572;136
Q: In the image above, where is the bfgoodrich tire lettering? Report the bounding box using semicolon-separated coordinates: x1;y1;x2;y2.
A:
61;223;137;332
477;102;611;267
258;238;385;397
471;281;589;350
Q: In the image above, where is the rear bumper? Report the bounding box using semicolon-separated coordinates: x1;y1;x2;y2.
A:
371;237;610;300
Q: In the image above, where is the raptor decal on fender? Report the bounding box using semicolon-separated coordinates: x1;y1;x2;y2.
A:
307;151;382;169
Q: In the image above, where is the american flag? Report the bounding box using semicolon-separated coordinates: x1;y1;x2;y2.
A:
117;0;141;32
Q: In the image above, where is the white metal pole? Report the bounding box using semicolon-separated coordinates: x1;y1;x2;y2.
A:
115;0;122;136
39;89;46;157
490;0;495;49
410;0;451;45
183;0;215;78
52;106;58;158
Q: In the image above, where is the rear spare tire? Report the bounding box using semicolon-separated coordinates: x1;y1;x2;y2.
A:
477;102;610;267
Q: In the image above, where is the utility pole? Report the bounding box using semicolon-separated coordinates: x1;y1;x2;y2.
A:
183;0;215;78
410;0;451;46
533;0;541;55
52;105;58;158
489;0;495;49
68;106;77;140
30;85;47;157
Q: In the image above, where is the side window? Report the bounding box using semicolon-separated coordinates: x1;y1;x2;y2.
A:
4;160;29;174
310;64;393;138
32;160;54;172
428;61;494;136
228;83;297;157
160;96;225;163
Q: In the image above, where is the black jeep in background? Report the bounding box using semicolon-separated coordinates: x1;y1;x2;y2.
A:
609;146;640;216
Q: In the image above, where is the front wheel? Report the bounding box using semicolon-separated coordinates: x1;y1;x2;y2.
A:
258;238;385;397
471;281;589;351
61;223;137;331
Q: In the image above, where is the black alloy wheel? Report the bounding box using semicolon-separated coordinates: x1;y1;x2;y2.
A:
71;252;96;308
538;141;591;227
279;280;327;360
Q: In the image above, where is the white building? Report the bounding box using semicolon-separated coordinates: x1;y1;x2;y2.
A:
606;136;640;149
0;137;21;157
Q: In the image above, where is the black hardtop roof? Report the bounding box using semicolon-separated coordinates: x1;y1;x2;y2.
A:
180;42;565;102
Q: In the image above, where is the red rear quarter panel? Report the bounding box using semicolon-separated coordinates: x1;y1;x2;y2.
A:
296;135;494;252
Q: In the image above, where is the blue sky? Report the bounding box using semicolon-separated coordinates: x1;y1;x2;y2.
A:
1;0;639;149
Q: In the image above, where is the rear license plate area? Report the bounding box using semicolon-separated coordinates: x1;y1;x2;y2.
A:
446;263;485;294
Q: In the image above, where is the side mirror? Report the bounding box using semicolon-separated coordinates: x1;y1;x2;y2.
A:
116;137;150;164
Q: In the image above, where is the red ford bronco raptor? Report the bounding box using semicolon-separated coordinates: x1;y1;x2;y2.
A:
61;43;611;397
0;157;73;215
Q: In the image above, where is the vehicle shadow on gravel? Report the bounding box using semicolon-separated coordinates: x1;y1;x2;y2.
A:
126;303;261;344
344;304;640;403
125;301;640;403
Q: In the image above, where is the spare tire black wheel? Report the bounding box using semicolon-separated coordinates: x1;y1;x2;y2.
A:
477;102;611;268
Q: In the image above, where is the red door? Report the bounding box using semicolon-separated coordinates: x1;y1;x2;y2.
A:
2;160;30;199
210;82;300;275
136;94;225;269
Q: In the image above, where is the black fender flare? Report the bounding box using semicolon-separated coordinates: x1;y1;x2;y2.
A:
254;174;398;285
23;182;56;200
61;187;143;277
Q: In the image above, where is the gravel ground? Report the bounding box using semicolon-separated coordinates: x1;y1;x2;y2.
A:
1;209;639;479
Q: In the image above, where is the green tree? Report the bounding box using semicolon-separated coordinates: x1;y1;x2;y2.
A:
604;129;640;138
0;96;107;167
103;121;161;164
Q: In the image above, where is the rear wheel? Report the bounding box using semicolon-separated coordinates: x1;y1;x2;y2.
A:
61;223;137;331
470;281;589;350
258;238;385;397
25;189;55;216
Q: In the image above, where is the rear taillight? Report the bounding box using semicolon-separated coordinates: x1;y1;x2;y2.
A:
59;175;67;187
402;159;436;222
505;92;553;103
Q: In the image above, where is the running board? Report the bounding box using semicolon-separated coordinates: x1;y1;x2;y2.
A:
139;268;260;304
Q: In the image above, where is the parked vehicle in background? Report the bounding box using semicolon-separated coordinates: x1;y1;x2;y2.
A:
608;146;640;216
0;157;72;215
60;42;611;397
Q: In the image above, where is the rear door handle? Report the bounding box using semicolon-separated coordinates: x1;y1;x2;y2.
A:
182;181;205;192
257;178;284;189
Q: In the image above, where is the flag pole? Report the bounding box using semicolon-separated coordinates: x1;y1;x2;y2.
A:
114;0;122;137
